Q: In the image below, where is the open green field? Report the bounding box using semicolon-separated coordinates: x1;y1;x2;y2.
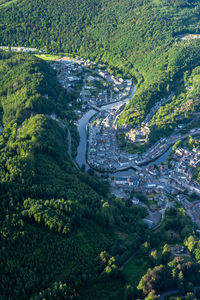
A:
35;54;62;61
35;53;75;62
122;256;149;287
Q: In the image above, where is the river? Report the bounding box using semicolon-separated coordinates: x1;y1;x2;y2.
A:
75;85;172;174
76;109;97;168
113;146;173;177
146;145;173;167
76;85;135;169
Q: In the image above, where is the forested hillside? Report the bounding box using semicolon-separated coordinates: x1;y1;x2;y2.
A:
1;0;200;127
1;0;200;298
0;52;147;299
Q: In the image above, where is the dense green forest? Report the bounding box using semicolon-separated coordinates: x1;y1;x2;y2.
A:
137;234;200;299
1;0;200;298
149;63;200;143
1;0;200;128
0;52;148;299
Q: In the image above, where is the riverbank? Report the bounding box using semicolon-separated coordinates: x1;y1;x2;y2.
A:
76;84;136;169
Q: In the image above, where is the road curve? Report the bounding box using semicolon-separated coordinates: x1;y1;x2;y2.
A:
159;286;200;300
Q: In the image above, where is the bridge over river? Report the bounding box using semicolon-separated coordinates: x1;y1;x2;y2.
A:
89;104;101;112
116;162;141;172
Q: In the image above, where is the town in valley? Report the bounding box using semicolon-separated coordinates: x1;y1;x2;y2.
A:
1;46;200;233
48;55;200;232
50;55;200;232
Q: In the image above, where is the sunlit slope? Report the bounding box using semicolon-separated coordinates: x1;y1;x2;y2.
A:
1;0;200;126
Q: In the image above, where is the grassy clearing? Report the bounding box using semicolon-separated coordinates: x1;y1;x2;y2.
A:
122;256;149;287
35;54;62;62
79;277;124;300
35;53;76;62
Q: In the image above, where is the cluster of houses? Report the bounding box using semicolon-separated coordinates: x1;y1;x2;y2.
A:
113;163;176;196
111;143;200;210
167;146;200;195
51;57;133;112
87;104;138;171
82;75;112;107
87;95;185;172
87;117;120;171
98;69;132;98
175;147;200;168
50;56;200;226
51;60;82;92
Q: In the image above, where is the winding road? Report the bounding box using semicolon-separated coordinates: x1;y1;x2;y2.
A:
159;287;200;300
50;113;79;169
